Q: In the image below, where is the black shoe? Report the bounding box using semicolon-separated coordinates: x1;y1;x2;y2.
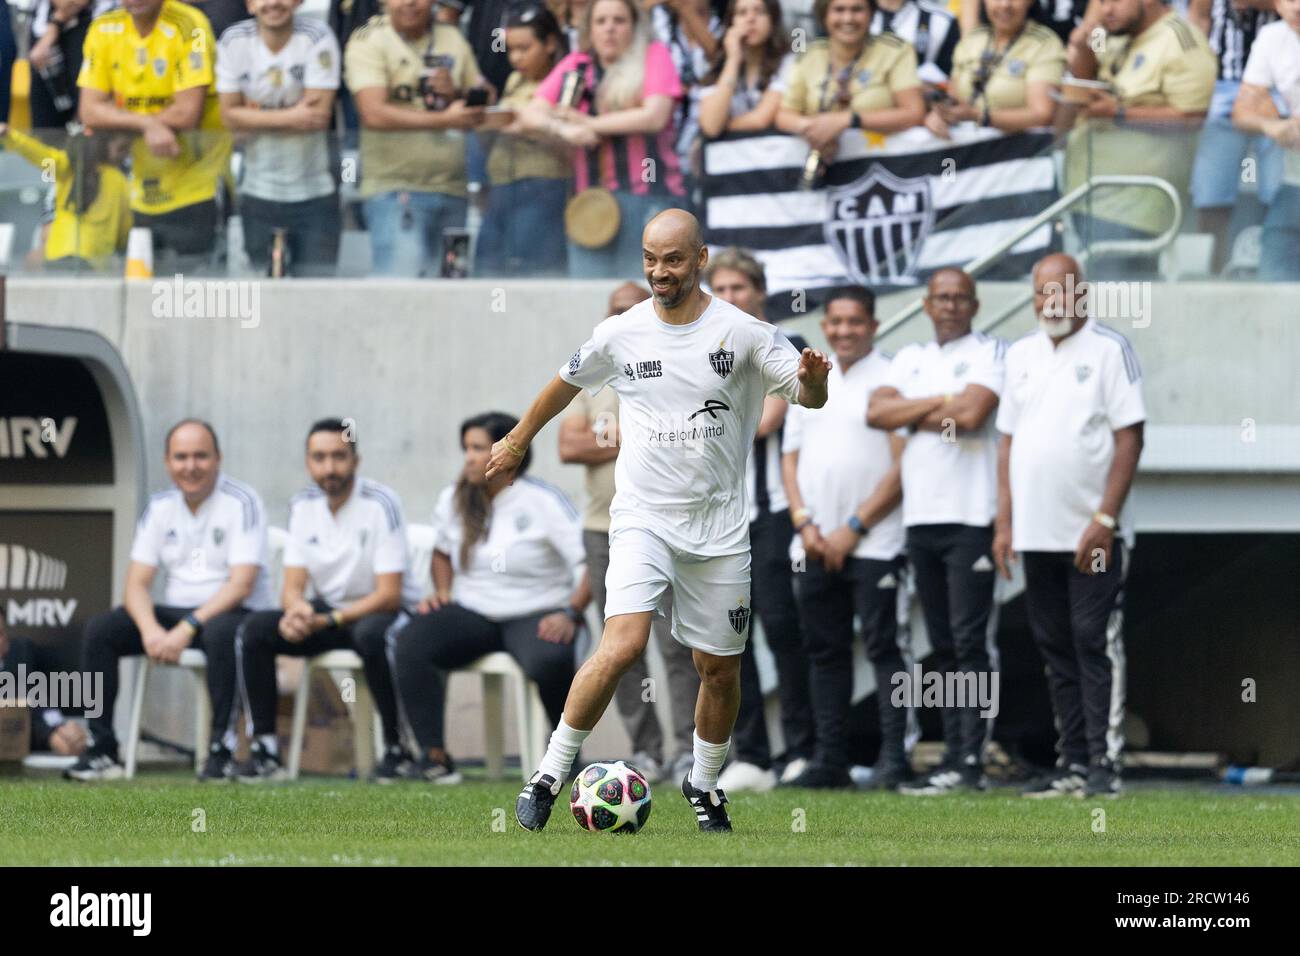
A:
235;741;287;783
414;752;463;785
681;772;732;832
786;762;853;789
1022;763;1087;799
198;743;234;782
64;745;124;782
372;745;415;784
900;762;985;796
1084;758;1122;798
862;762;913;791
516;772;562;831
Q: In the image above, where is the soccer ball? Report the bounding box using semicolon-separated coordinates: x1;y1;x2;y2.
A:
570;760;653;834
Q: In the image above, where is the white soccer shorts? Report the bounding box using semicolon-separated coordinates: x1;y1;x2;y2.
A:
602;525;753;656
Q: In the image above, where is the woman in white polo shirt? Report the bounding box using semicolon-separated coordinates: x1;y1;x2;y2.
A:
393;412;590;782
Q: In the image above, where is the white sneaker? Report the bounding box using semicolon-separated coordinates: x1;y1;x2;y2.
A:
629;751;664;783
718;761;777;792
779;757;809;785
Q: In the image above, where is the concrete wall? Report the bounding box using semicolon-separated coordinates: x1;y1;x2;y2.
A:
8;277;1298;765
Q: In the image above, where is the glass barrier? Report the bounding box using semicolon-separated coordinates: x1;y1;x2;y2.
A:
0;106;1293;283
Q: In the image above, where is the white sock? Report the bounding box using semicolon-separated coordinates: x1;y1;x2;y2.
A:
537;716;591;782
689;732;731;792
258;734;278;756
221;730;238;752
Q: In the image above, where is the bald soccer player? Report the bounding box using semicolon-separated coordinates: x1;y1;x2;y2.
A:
493;209;832;833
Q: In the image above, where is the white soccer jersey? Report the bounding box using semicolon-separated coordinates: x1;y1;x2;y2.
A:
129;474;274;610
882;330;1006;528
560;296;804;557
432;476;585;622
282;477;421;608
784;349;905;561
215;16;340;202
996;319;1146;553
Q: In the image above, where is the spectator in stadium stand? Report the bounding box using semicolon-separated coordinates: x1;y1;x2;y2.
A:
782;285;907;790
703;249;816;794
1230;0;1300;281
774;0;925;168
66;420;274;782
77;0;232;263
696;0;794;140
344;0;490;277
217;1;341;276
191;0;251;39
523;0;688;278
870;0;959;90
995;253;1145;800
867;268;1005;796
924;0;1065;139
1187;0;1281;273
647;0;722;205
1060;0;1216;277
0;123;132;271
557;282;701;783
28;0;119;130
960;0;1095;44
474;3;573;276
0;618;89;757
394;412;591;781
434;0;514;98
235;419;422;783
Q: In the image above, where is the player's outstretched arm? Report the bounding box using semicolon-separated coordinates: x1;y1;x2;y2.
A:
485;375;582;483
795;347;832;409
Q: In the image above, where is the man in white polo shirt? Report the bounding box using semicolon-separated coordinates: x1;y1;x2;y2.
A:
868;267;1005;795
995;253;1145;799
216;0;342;275
236;418;421;783
784;285;909;790
67;419;273;782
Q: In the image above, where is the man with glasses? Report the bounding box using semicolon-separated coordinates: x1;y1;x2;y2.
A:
867;268;1005;795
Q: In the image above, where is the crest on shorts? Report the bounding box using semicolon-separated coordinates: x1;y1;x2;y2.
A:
709;343;734;380
728;600;751;635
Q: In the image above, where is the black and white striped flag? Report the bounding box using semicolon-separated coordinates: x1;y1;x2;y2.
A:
702;127;1059;317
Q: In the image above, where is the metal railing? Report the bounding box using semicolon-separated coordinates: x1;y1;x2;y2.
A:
878;174;1184;340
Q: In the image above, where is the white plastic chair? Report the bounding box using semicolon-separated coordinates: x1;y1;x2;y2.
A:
458;652;550;782
122;647;210;779
286;649;381;780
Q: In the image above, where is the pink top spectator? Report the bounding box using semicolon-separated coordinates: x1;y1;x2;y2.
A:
536;41;686;197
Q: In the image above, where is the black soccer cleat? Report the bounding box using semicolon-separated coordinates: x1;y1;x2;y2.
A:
681;773;732;833
516;772;562;831
197;743;234;782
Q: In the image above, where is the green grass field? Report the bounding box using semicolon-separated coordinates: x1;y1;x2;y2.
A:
1;772;1296;866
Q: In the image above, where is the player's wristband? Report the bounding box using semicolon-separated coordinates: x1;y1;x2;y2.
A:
847;514;867;536
182;613;202;636
1092;511;1117;530
329;610;345;629
502;435;525;458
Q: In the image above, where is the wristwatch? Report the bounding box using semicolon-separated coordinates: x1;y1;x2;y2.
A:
847;514;868;536
848;112;863;130
564;607;585;625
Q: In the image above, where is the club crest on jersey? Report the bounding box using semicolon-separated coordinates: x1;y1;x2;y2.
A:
953;361;969;377
213;528;224;546
728;600;751;635
709;344;734;379
515;513;531;531
1076;364;1092;383
153;57;167;77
